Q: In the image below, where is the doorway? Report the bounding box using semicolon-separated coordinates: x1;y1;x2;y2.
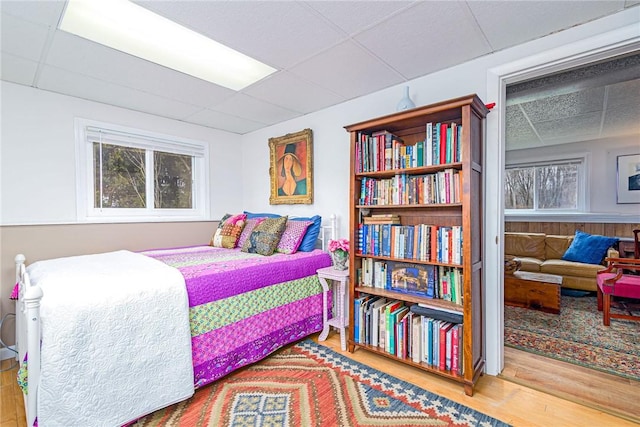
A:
484;23;640;422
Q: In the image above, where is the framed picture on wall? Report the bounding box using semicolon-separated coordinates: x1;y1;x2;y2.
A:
269;128;313;205
616;153;640;204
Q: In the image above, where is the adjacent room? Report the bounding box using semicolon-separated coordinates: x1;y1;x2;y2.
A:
1;1;639;427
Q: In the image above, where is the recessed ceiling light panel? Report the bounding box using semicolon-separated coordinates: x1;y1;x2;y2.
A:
59;0;276;90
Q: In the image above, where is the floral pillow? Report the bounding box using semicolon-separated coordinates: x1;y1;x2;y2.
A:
236;217;266;249
211;213;247;249
241;216;288;256
277;220;313;254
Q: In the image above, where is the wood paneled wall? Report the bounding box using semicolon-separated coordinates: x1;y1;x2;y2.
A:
505;222;639;238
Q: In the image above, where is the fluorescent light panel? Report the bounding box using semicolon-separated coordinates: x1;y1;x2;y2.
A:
59;0;276;91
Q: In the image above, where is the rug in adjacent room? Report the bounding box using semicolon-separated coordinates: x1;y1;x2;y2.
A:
505;294;640;381
133;339;509;427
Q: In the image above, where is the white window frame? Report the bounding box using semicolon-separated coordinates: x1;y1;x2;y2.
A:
504;153;589;215
75;118;210;222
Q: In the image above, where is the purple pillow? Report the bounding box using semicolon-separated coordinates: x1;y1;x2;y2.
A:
277;220;313;254
236;217;266;249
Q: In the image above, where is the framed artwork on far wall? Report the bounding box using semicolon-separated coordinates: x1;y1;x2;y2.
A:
269;128;313;205
616;153;640;204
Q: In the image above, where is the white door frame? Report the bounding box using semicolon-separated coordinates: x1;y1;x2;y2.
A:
483;24;640;376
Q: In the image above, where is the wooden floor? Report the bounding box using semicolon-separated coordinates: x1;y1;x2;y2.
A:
2;333;638;427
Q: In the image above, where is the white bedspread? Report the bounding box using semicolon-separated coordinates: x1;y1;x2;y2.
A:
27;250;194;427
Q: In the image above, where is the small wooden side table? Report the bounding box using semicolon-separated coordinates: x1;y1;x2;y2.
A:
316;266;349;351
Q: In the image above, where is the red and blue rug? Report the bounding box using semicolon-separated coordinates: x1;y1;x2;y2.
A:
505;294;640;381
133;339;509;426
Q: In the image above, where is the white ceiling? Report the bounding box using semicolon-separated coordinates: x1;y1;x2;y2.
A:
1;0;639;142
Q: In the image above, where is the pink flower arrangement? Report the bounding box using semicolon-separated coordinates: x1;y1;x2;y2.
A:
328;238;349;254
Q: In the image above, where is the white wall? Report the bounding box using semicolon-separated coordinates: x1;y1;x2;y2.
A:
0;82;243;225
506;134;640;215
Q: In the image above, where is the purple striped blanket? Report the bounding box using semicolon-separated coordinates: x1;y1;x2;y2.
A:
143;245;332;387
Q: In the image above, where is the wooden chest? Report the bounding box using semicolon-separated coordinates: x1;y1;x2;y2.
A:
504;272;561;314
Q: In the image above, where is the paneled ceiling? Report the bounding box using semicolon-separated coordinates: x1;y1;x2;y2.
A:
506;53;640;150
1;0;639;144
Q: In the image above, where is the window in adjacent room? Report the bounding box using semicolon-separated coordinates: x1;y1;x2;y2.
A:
76;118;209;221
505;157;586;211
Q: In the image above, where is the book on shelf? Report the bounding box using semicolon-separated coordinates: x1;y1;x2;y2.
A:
451;324;463;374
370;298;388;347
356;130;404;173
439;322;454;371
384;301;404;353
362;215;401;225
387;261;434;296
422;121;463;166
410;304;463;324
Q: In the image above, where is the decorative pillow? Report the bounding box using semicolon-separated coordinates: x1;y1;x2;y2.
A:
211;213;247;249
562;230;619;265
209;214;231;246
292;215;322;252
277;220;313;254
244;211;281;219
241;216;288;256
236;217;266;249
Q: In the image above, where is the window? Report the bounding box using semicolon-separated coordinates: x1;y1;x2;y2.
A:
76;119;209;221
505;158;585;211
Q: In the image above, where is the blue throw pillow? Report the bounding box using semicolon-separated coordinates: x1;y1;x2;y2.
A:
243;211;281;219
561;230;618;265
291;215;322;252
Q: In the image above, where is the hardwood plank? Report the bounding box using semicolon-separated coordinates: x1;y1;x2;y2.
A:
502;346;639;424
316;333;638;427
2;335;637;427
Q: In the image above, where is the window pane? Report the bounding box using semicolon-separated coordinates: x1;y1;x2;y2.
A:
94;143;146;208
154;151;193;209
505;167;534;209
536;164;577;209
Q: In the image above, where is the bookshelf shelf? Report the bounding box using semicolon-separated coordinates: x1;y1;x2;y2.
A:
353;342;463;380
354;286;462;312
345;94;489;396
356;203;463;209
355;254;462;268
356;162;463;178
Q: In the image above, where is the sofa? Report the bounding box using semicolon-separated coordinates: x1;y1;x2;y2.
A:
504;232;619;292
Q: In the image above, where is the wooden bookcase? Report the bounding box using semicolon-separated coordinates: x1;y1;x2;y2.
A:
344;94;489;396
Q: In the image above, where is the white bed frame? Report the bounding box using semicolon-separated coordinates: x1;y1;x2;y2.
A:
14;214;337;427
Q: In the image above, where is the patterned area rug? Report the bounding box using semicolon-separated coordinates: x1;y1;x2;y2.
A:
505;294;640;380
133;339;509;426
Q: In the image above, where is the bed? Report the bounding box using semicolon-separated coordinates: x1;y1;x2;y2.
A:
14;215;336;427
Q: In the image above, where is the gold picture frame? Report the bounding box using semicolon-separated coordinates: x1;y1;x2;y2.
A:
269;128;313;205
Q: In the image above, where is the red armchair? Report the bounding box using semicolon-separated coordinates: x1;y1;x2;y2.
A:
596;257;640;326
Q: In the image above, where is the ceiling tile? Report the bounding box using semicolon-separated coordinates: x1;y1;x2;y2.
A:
606;79;640;108
288;40;403;99
506;105;540;149
602;104;640;136
244;71;345;114
468;1;626;51
354;1;492;80
185;108;266;135
305;1;414;36
0;52;38;85
37;66;202;120
136;1;345;69
1;12;50;61
45;31;236;108
0;0;65;27
210;93;301;125
520;87;606;124
535;112;603;141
